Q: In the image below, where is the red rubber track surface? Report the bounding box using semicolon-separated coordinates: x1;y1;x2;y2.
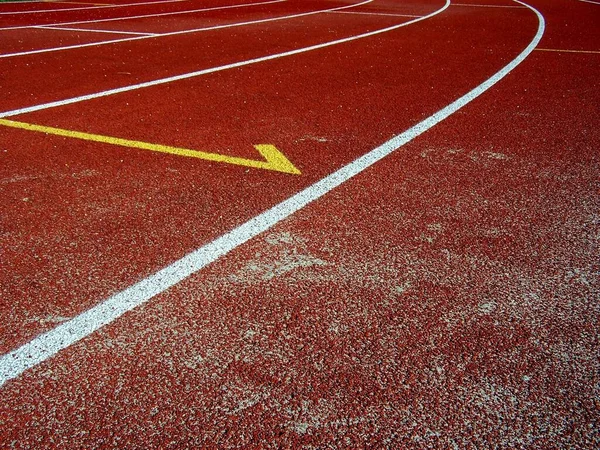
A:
0;3;415;105
0;1;356;54
2;0;528;351
0;0;192;16
0;0;346;36
1;0;599;447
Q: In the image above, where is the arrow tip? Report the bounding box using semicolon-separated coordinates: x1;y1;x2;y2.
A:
254;144;301;175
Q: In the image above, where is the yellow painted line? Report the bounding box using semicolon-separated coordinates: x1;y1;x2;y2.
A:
535;48;600;54
0;119;301;175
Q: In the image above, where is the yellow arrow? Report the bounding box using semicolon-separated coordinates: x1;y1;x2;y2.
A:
0;119;301;175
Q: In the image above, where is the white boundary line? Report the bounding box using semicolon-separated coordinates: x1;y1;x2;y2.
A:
0;0;373;59
577;0;600;4
0;0;287;32
328;10;421;18
0;0;187;15
452;3;526;7
0;0;545;387
34;25;159;35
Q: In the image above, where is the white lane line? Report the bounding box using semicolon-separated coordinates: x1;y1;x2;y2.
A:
0;0;187;15
34;25;159;35
0;0;287;32
328;10;421;18
0;0;546;387
0;0;431;117
452;3;526;7
577;0;600;4
0;0;373;58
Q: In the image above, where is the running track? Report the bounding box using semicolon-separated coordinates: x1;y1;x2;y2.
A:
0;0;598;447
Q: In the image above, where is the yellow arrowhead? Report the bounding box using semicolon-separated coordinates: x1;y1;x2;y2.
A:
0;119;300;175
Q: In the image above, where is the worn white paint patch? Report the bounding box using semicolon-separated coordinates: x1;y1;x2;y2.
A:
229;232;328;283
478;301;497;314
483;151;510;160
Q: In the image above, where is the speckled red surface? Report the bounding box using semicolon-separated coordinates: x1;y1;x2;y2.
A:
1;0;598;448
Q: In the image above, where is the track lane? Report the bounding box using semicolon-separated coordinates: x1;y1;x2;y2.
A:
0;0;190;17
0;0;287;30
0;2;427;113
0;2;300;31
0;1;538;364
0;0;364;55
535;0;600;50
0;24;155;55
39;0;308;34
0;0;448;354
7;5;534;176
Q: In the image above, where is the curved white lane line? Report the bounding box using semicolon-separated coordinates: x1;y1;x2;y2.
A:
0;0;372;58
0;0;435;116
0;0;545;386
577;0;600;5
0;0;287;32
452;3;525;7
35;24;159;35
0;0;187;15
